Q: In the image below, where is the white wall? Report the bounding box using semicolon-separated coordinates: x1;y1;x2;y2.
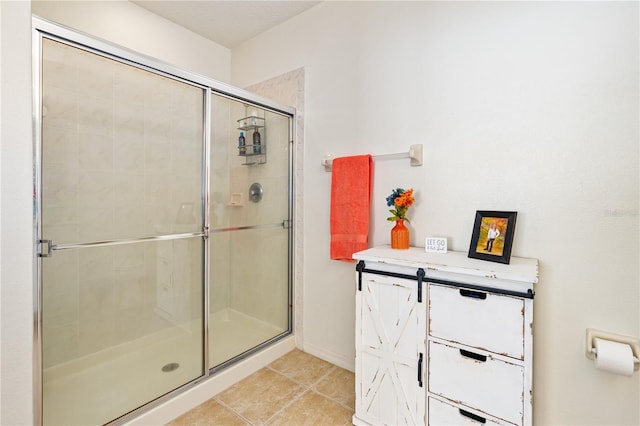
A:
32;0;231;82
1;2;35;424
232;2;639;425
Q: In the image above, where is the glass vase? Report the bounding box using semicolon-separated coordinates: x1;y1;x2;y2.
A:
391;219;410;249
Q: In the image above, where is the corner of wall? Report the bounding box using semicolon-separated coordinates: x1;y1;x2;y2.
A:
1;1;35;424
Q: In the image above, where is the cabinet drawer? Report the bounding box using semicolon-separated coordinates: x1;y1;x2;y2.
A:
428;283;524;359
428;341;524;425
429;397;503;425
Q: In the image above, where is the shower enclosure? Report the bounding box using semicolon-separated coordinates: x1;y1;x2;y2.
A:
34;19;293;425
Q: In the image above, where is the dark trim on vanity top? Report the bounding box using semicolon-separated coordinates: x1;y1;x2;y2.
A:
356;260;534;299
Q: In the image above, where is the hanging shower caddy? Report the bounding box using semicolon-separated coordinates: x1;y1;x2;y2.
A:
237;115;266;165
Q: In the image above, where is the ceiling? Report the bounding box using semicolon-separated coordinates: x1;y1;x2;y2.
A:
132;1;321;48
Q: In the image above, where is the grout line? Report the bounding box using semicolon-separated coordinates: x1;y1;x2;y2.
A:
310;367;356;413
258;365;337;424
313;389;355;413
266;363;355;414
262;388;311;425
184;353;355;425
213;396;257;426
211;365;333;426
266;363;336;390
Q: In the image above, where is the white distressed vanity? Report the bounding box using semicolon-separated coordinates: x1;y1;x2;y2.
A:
353;246;538;426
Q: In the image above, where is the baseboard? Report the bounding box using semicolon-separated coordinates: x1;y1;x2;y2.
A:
302;342;355;373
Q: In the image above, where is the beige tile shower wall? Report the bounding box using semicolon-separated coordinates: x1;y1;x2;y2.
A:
209;93;292;327
42;39;203;240
229;227;289;329
209;94;233;313
41;39;204;367
228;111;290;329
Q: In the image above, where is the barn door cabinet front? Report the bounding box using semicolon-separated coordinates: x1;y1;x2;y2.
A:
353;246;538;426
353;262;427;426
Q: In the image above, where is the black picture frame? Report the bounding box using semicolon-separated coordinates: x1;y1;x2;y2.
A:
468;210;517;264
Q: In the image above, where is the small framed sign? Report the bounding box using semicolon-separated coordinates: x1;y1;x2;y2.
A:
468;210;517;264
425;237;447;253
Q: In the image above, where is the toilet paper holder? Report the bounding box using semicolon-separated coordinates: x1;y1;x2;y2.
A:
585;328;640;372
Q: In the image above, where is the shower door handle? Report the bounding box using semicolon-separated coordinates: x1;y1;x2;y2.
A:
38;233;204;257
39;239;53;257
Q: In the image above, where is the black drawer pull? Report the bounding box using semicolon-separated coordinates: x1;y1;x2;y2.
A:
459;349;487;362
460;289;487;299
417;352;423;387
459;408;486;424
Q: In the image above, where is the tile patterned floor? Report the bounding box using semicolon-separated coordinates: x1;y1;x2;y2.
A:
167;349;355;426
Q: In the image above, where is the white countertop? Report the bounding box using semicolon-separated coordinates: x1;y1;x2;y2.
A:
353;246;539;290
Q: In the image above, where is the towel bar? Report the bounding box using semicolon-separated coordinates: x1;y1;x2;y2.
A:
322;144;423;171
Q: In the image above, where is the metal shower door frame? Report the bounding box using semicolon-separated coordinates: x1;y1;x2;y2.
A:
32;16;295;426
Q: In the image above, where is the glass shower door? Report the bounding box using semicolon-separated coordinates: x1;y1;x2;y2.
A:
209;94;292;368
38;38;205;425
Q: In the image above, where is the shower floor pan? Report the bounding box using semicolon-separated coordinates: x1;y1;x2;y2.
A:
209;308;287;367
43;308;286;425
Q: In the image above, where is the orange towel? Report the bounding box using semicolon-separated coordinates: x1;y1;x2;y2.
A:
330;155;373;262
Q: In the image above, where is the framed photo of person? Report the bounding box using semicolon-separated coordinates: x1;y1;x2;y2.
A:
468;211;517;264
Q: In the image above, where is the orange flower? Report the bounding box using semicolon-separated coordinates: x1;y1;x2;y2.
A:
394;189;414;208
386;188;415;222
